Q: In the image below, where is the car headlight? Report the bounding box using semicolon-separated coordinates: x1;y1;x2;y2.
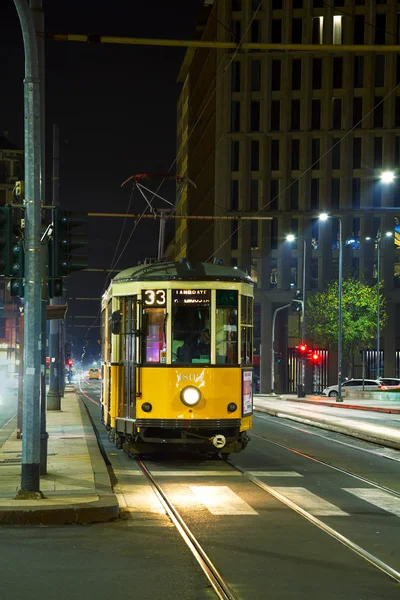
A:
180;385;201;407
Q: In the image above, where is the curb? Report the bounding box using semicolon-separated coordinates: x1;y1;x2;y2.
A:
279;397;400;414
254;405;400;451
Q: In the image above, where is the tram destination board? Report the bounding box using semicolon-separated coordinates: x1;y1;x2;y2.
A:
173;289;210;306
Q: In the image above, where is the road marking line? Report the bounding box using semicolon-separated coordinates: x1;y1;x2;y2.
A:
248;471;303;477
344;488;400;517
274;487;349;516
189;485;258;515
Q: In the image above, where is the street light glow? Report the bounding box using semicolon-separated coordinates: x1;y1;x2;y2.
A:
286;234;296;242
381;171;395;184
319;213;329;221
385;231;393;237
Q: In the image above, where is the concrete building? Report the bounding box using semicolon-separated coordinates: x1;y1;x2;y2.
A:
170;0;400;393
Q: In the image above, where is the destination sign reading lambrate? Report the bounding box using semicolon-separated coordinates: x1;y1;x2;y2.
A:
173;289;211;305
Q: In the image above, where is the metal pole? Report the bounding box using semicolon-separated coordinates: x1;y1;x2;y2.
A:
337;217;343;402
377;239;381;378
157;214;166;261
300;239;307;397
13;0;43;497
271;304;291;394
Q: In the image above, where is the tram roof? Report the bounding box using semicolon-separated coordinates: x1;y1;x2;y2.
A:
113;260;253;284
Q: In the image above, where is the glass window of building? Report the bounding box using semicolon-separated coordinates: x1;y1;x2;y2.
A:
231;141;240;171
395;136;400;166
231;101;241;132
271;59;281;91
311;218;319;249
271;100;280;131
270;258;278;287
374;97;384;128
354;15;365;44
230;180;239;211
311;258;319;289
231;221;239;249
353;97;362;127
333;57;343;88
272;19;282;43
251;101;260;131
352;178;361;208
292;59;302;90
270;179;279;210
293;0;302;7
375;55;385;87
232;20;241;42
313;0;323;7
331;178;340;209
292;18;302;43
252;0;263;8
291;139;300;170
333;16;343;45
272;0;282;8
290;258;298;289
251;221;259;249
353;137;362;169
397;55;400;85
271;219;278;249
374;137;383;168
216;290;238;365
251;60;261;91
251;140;260;171
312;17;323;44
172;290;211;365
355;0;365;4
312;58;322;89
354;56;364;88
311;178;319;209
332;138;341;169
332;98;342;129
271;139;280;170
231;61;241;92
311;99;321;130
250;179;259;211
375;15;386;45
334;0;344;5
291;99;301;130
395;97;400;127
291;179;299;210
312;138;320;169
232;0;241;10
373;183;382;208
251;19;260;43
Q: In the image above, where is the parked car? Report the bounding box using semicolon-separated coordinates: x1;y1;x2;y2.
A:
378;378;400;390
322;379;380;397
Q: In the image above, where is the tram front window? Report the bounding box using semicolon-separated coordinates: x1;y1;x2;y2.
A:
172;289;211;364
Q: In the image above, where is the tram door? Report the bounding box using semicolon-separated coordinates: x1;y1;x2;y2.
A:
123;296;138;419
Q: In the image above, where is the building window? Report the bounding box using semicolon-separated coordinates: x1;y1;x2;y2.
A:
331;178;340;209
292;18;302;43
374;137;383;168
395;136;400;167
232;20;241;42
353;97;362;128
230;180;239;211
352;178;361;208
271;139;280;170
312;58;322;89
293;0;302;8
271;59;281;91
395;97;400;127
311;99;321;130
271;100;280;131
312;138;320;169
231;141;240;171
231;101;241;132
271;219;278;250
333;57;343;88
333;16;343;45
353;137;362;169
354;56;364;88
311;258;319;289
250;180;259;211
332;138;341;169
251;101;260;131
313;0;323;6
231;221;239;250
354;15;364;44
312;17;323;44
251;60;261;91
251;221;259;249
311;178;319;210
291;99;301;130
292;59;302;90
373;183;382;207
291;139;300;170
332;98;342;129
270;180;279;210
272;0;282;7
232;0;241;10
291;180;299;210
374;97;384;128
375;15;386;45
251;19;260;43
375;56;385;87
251;140;260;170
272;19;282;43
231;61;241;92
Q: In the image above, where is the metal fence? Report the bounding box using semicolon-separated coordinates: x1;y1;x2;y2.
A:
287;348;329;394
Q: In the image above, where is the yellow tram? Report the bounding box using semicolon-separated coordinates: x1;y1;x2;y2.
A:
100;260;254;455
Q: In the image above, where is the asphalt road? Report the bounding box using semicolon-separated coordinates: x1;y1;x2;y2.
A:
1;378;400;599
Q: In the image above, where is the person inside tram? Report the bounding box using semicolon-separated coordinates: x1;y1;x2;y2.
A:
176;334;194;363
196;329;210;358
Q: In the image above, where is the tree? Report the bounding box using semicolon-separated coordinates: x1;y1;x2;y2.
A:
306;278;387;377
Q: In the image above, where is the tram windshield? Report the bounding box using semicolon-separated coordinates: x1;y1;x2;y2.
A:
172;289;211;364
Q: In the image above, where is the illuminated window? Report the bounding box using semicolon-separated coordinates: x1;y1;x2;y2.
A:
333;16;342;45
312;17;323;44
216;290;238;365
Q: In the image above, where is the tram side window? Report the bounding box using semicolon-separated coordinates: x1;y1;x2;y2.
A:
216;290;238;364
106;300;112;363
172;289;211;364
143;308;166;364
241;295;253;365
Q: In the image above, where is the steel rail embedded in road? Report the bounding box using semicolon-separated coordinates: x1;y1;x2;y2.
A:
136;459;238;600
227;461;400;584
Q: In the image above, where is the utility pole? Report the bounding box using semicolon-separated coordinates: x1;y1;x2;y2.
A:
13;0;43;497
271;304;291;394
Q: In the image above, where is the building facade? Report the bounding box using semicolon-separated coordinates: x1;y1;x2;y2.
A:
172;0;400;393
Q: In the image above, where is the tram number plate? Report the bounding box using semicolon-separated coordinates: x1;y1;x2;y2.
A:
143;289;166;307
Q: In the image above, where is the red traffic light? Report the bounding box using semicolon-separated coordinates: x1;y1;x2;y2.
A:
66;359;73;366
310;351;321;363
295;344;308;355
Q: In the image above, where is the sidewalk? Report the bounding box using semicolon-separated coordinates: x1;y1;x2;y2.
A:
0;388;119;526
253;394;400;451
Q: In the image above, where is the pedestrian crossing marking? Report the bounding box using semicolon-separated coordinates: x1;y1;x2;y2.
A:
249;471;303;477
344;488;400;517
189;485;259;515
273;487;349;516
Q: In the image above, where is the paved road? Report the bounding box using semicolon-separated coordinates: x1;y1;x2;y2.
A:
1;378;400;599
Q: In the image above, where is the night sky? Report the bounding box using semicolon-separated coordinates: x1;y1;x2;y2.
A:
1;0;204;360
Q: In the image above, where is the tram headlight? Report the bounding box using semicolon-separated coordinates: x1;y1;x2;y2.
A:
180;386;201;407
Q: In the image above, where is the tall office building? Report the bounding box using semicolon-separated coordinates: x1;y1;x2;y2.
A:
171;0;400;393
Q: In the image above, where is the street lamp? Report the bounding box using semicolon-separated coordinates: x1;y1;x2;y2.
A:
286;234;307;397
319;213;343;402
380;171;395;184
365;231;393;377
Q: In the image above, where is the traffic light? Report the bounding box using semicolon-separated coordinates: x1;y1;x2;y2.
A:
274;352;283;363
49;208;88;298
295;343;308;356
9;239;24;297
0;205;12;276
308;350;322;365
14;181;25;200
292;289;303;312
66;359;73;367
65;342;72;362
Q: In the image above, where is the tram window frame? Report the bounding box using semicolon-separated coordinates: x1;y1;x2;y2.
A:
106;299;112;363
240;295;253;366
142;307;167;364
171;289;211;365
216;290;238;365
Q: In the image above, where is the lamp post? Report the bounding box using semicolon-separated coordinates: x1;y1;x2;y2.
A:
320;213;343;402
286;234;307;397
271;303;291;394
